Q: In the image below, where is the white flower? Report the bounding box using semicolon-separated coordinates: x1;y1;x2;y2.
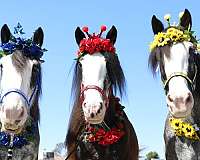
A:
164;14;171;21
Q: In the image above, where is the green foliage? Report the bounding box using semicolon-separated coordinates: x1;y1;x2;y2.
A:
146;151;159;160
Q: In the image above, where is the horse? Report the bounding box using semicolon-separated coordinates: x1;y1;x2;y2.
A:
149;9;200;159
0;24;45;160
65;25;139;160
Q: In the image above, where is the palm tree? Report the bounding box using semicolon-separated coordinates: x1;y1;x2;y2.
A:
145;151;159;160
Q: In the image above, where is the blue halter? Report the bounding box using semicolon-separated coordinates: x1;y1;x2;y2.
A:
0;76;40;108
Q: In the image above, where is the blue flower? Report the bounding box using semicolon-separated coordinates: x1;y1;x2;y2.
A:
0;132;10;147
13;136;27;148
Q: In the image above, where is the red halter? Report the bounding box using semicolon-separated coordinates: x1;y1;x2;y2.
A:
80;82;111;109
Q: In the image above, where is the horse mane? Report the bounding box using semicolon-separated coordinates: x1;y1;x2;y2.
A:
65;52;126;147
148;45;171;79
12;50;42;123
193;52;200;95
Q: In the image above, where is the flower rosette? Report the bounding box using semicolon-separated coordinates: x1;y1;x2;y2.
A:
169;118;200;141
98;128;125;145
149;12;199;52
0;24;47;59
76;26;116;59
84;97;125;145
87;126;124;145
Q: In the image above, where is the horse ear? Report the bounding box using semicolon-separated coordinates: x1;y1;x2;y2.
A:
106;25;117;45
33;27;44;47
1;24;11;43
151;15;164;34
75;27;86;45
180;9;192;30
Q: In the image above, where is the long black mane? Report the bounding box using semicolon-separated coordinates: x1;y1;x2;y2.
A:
11;50;42;123
65;52;126;146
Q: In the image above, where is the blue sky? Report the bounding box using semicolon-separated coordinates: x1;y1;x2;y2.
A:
0;0;199;159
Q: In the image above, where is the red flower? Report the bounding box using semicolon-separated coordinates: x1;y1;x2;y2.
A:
88;134;96;142
88;127;96;132
82;26;89;32
98;128;125;145
101;25;107;32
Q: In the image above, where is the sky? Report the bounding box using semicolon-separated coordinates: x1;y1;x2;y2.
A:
0;0;199;159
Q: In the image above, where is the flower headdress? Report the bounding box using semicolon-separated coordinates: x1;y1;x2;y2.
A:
150;10;200;52
77;25;116;59
0;23;47;59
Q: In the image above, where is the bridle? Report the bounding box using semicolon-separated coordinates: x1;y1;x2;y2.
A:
0;65;40;160
162;61;198;93
80;77;111;109
0;74;40;108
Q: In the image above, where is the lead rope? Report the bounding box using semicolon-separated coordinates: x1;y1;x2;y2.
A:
7;133;14;160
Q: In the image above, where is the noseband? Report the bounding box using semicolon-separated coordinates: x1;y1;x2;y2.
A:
0;76;40;107
162;64;198;92
80;79;111;108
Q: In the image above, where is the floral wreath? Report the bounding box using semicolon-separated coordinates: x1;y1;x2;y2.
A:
77;25;116;59
0;23;47;59
0;118;37;149
150;12;200;52
82;97;125;146
169;118;200;141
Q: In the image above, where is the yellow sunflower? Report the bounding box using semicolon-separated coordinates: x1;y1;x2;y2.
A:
169;30;182;42
166;28;177;34
169;118;200;141
169;118;182;130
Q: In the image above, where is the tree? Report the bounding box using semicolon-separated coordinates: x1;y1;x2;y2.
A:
146;151;159;160
52;142;67;157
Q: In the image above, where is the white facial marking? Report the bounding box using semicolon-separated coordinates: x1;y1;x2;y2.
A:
164;42;194;118
0;54;34;133
80;53;107;124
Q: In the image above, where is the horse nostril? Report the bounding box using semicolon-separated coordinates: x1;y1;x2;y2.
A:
185;93;192;105
167;95;174;103
100;102;103;110
83;102;87;108
97;109;101;114
90;113;95;118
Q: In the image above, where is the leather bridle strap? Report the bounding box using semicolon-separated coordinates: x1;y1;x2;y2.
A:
0;76;40;107
80;84;110;108
163;65;198;91
80;85;106;101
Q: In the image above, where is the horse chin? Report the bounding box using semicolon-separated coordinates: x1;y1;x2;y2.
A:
1;124;23;134
169;110;191;119
85;118;104;124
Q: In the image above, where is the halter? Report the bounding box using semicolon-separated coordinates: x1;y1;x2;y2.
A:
0;75;40;108
80;80;111;109
162;64;198;92
0;73;40;160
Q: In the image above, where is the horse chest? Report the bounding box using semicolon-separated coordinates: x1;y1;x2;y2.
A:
165;115;200;160
0;141;39;160
77;141;120;160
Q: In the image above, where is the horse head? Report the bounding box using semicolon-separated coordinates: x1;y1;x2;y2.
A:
149;9;199;118
0;24;44;134
73;25;125;124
